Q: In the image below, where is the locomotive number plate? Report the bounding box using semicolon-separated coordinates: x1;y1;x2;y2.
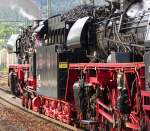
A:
59;62;68;69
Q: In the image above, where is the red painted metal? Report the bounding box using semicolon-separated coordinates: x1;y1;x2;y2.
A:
9;62;150;129
69;62;144;69
87;77;98;85
143;105;150;111
9;64;29;70
125;123;140;130
27;78;36;89
21;95;25;107
41;96;74;124
141;90;150;97
141;90;150;111
55;101;63;122
66;62;149;130
32;97;42;112
97;100;110;111
96;104;113;123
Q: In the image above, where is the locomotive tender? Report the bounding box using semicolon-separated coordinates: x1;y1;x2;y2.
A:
8;0;150;130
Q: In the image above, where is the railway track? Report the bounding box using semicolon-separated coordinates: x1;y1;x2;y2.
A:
0;72;82;131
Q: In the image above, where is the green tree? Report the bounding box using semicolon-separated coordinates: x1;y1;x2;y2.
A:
0;23;14;47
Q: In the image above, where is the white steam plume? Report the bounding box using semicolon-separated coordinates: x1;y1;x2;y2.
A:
0;0;41;20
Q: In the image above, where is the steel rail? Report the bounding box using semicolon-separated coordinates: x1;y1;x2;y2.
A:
0;88;82;131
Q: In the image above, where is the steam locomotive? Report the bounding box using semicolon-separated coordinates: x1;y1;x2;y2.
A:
8;0;150;130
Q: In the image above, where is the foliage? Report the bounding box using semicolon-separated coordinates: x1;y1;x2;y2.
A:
0;23;14;37
0;23;14;47
0;22;29;48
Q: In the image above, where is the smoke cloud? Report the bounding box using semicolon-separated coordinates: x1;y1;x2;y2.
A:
0;0;41;20
80;0;105;5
